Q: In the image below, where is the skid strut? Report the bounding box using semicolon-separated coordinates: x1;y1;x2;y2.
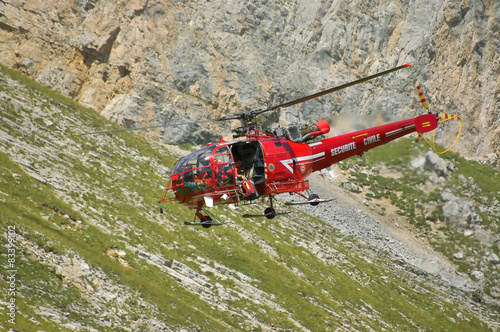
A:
184;205;227;228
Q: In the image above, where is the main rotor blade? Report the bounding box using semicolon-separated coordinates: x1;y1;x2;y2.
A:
72;119;221;136
258;64;411;116
73;64;411;136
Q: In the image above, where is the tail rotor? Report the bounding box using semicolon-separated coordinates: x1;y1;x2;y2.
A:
415;85;463;154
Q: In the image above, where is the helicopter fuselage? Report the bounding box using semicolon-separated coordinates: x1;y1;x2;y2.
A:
159;113;438;209
72;63;460;226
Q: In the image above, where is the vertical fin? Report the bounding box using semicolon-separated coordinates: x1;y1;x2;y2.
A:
415;114;438;133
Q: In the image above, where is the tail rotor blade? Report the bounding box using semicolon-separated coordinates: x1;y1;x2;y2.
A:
416;85;430;110
73;64;412;136
72;119;222;136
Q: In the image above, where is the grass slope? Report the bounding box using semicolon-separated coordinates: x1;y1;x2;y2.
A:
0;64;495;331
340;134;500;306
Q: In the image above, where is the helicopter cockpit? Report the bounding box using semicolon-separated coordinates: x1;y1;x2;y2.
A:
170;144;236;197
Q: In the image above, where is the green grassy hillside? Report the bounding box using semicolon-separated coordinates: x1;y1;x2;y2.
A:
0;65;496;331
340;135;500;301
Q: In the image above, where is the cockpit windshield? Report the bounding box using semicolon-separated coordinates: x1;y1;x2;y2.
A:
173;145;216;175
171;144;236;196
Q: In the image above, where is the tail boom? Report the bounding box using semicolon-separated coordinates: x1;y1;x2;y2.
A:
311;114;438;172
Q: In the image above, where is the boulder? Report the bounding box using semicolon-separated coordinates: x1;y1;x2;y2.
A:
441;191;481;229
342;181;362;193
425;151;455;177
487;253;500;265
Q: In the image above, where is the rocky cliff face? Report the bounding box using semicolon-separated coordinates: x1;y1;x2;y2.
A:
1;0;499;158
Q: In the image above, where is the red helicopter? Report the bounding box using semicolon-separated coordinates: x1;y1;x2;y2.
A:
75;64;462;227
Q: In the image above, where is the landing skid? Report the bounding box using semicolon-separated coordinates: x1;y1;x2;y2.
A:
242;211;291;218
184;221;227;227
187;207;226;228
284;198;336;206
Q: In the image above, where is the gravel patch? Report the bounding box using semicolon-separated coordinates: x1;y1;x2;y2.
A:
279;170;477;293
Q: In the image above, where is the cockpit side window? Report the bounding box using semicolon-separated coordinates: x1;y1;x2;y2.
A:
173;150;196;175
213;146;234;187
172;145;216;194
